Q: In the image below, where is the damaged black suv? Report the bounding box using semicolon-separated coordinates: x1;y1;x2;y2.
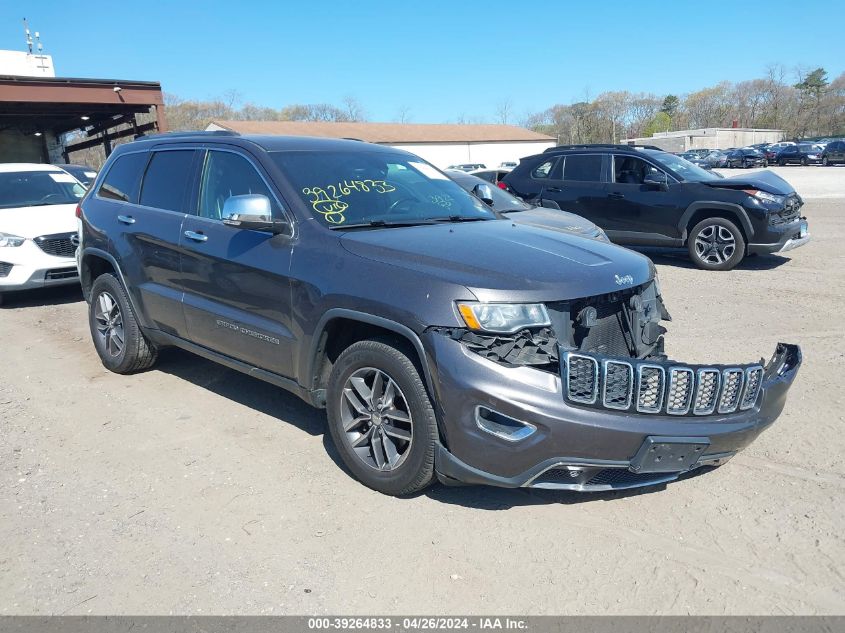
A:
77;132;801;496
502;144;810;270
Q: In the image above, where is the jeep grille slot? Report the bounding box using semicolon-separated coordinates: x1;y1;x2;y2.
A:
740;367;763;410
602;360;633;410
636;365;665;413
666;368;694;415
693;369;721;415
564;354;598;404
562;351;764;417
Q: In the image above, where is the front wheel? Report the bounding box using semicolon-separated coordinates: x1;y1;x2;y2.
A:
779;159;786;166
822;157;829;166
88;273;158;373
326;339;437;496
801;157;808;166
688;217;746;271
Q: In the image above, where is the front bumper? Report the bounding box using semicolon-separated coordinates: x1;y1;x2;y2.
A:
0;241;79;291
748;219;810;255
427;332;801;491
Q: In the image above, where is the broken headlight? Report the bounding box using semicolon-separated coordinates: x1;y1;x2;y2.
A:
457;302;551;334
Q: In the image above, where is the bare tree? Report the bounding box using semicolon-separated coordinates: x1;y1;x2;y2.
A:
495;99;513;125
394;105;412;124
341;96;367;122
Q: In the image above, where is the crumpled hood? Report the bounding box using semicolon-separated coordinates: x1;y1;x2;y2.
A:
340;220;653;303
703;170;796;196
0;203;78;238
504;206;601;236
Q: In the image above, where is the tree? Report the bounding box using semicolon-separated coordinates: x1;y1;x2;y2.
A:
341;96;367;122
495;99;513;125
642;112;672;137
794;67;829;136
394;105;412;124
660;95;680;118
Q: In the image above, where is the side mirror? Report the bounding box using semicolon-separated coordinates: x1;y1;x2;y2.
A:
221;194;287;234
643;171;669;191
472;183;495;206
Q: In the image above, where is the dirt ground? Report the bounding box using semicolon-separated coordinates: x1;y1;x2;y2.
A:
1;193;843;615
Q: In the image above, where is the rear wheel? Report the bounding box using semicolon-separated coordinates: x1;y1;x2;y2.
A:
801;157;809;166
779;158;786;166
822;157;829;166
688;217;745;271
88;273;158;373
326;339;437;496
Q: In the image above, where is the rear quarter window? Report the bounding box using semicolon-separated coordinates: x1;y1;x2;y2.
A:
97;152;148;203
531;159;557;179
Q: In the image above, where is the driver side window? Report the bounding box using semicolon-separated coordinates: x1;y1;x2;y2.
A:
613;156;665;185
198;150;279;221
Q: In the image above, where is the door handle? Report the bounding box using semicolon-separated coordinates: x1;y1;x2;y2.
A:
545;187;562;193
117;215;136;225
184;230;208;243
608;192;625;200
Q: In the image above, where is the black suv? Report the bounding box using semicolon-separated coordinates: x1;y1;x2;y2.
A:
76;132;801;495
821;140;845;166
502;144;809;270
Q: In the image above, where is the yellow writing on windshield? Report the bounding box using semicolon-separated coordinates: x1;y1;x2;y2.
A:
302;180;397;225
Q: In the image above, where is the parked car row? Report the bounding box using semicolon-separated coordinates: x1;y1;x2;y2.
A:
1;135;805;498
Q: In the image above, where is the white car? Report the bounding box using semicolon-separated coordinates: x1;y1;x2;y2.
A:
0;163;85;304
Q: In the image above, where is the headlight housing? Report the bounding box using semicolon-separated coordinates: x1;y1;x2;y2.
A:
0;232;25;247
457;302;551;334
744;189;785;205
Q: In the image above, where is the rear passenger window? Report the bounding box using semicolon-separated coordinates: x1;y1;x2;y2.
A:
562;155;602;182
531;159;556;179
139;150;195;212
98;153;148;202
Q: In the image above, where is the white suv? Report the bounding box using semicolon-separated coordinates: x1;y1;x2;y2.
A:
0;163;85;305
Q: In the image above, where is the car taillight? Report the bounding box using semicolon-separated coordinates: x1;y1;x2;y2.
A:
75;204;82;219
497;181;508;190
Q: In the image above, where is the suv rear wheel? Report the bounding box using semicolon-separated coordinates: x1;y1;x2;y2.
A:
326;339;437;496
88;273;158;373
688;217;746;271
822;157;829;166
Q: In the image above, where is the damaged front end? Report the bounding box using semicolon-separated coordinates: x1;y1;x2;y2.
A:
428;279;802;491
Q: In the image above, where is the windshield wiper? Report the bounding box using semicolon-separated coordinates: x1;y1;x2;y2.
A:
429;215;491;223
328;219;438;230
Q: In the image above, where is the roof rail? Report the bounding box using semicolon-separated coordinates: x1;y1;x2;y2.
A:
543;143;664;153
140;130;240;140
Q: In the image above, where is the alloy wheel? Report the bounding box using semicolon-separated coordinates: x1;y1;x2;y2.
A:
694;225;736;265
93;291;125;357
339;367;413;471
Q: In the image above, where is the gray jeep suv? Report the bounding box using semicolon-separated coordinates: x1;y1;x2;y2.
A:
77;132;802;495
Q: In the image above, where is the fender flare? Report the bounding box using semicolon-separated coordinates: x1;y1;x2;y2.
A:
679;202;755;242
304;308;435;398
80;247;149;329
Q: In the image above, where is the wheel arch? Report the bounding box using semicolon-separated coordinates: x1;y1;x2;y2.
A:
679;202;754;243
80;247;148;328
303;309;435;409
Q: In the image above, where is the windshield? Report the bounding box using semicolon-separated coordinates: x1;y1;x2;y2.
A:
271;151;495;227
648;151;720;182
0;171;85;209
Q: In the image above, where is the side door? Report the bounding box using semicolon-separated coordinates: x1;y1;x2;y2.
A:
103;148;196;335
539;153;608;223
179;147;297;378
603;154;681;245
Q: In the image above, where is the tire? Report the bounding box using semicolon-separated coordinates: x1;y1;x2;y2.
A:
779;159;786;166
326;339;437;496
687;217;746;271
88;273;157;374
801;157;808;166
822;157;829;166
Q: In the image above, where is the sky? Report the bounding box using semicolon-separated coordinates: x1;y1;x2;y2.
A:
3;0;843;123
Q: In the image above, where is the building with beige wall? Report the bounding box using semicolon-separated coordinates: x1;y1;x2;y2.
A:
622;127;784;152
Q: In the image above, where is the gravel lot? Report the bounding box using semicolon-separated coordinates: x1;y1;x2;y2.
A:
1;169;843;615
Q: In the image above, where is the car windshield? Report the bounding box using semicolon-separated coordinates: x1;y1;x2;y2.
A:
648;151;719;182
271;151;496;228
0;171;86;209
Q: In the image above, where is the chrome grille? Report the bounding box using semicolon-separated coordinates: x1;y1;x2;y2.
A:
602;360;633;410
636;365;665;413
564;354;598;404
666;368;694;415
718;369;744;413
0;262;11;278
740;367;763;410
561;351;764;418
34;232;77;258
693;369;720;415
